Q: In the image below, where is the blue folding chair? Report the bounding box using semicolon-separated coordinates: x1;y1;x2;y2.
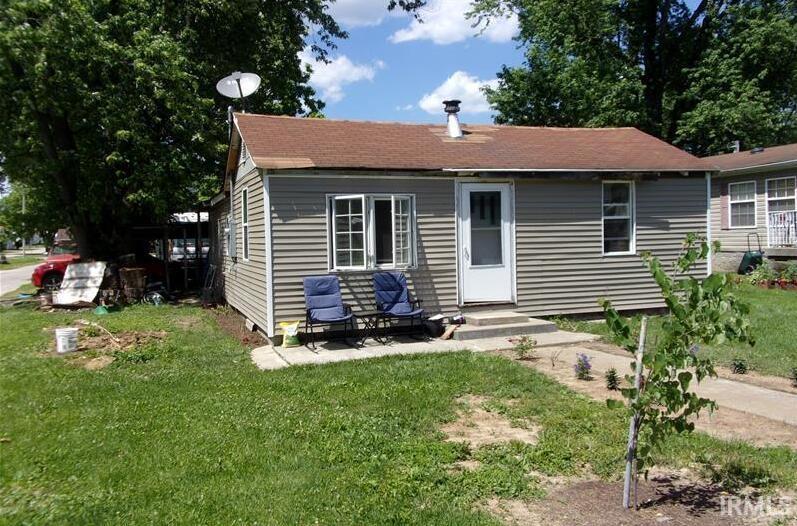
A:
303;275;355;349
373;272;425;339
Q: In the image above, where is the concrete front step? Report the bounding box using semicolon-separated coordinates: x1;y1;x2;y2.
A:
464;310;530;326
452;317;558;340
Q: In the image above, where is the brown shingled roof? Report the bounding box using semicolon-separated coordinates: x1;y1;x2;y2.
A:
234;113;712;172
704;143;797;171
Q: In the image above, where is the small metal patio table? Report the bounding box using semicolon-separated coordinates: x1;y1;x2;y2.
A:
357;309;385;346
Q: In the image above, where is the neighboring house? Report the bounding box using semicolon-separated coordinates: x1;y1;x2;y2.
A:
705;143;797;272
210;103;713;338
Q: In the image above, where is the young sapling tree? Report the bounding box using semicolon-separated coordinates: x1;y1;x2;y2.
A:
602;234;754;509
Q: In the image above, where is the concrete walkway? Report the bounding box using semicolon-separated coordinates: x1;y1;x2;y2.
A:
531;343;797;427
251;330;797;428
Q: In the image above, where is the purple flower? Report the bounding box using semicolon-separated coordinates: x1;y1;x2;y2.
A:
574;353;593;380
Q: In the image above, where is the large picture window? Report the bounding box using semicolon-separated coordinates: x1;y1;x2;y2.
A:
602;181;635;255
728;181;756;228
329;194;415;270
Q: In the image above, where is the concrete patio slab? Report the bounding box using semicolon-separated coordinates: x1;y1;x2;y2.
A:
250;329;599;370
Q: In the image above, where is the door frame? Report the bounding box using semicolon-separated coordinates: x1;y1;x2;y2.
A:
455;180;517;306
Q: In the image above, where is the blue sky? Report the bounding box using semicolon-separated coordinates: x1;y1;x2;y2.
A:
301;0;525;125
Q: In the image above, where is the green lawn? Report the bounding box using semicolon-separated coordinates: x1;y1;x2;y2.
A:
554;283;797;378
0;255;45;271
0;283;37;301
1;304;795;524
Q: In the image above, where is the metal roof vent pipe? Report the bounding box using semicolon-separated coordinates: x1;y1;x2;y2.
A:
443;99;463;139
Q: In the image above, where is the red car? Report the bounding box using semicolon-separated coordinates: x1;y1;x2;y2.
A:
32;243;81;291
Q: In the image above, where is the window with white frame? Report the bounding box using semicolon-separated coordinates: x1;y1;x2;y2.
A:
602;181;635;254
329;194;415;270
766;177;796;214
241;187;250;260
729;181;756;228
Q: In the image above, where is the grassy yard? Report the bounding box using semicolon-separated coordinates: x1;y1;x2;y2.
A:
554;283;797;378
1;304;796;524
0;283;37;301
0;255;45;271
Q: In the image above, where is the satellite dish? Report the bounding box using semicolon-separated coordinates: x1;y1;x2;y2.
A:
216;71;261;112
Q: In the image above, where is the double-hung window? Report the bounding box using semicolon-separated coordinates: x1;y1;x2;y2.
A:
329;194;415;270
728;181;756;228
241;187;250;260
766;177;796;214
602;181;635;255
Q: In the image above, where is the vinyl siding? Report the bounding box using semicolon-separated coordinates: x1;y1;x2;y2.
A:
711;169;797;252
221;158;269;332
515;177;708;316
270;177;457;324
268;175;708;325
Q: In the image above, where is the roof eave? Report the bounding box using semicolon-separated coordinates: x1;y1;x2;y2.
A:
715;158;797;177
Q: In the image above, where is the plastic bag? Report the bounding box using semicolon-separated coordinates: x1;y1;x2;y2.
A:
279;320;301;348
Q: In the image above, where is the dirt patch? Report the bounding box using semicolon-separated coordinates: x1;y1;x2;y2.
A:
83;355;115;370
76;330;167;353
495;349;797;450
441;395;539;448
481;468;792;525
211;307;266;348
45;326;167;370
582;340;797;395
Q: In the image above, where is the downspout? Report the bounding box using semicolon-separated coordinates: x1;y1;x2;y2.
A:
706;172;712;277
262;170;275;338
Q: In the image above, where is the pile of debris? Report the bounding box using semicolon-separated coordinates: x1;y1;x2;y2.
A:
42;259;168;310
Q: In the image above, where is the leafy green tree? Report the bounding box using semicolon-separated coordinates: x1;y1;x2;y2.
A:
474;0;797;155
0;0;420;258
0;183;63;245
601;235;754;507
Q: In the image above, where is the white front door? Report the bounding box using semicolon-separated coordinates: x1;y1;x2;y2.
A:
458;183;514;303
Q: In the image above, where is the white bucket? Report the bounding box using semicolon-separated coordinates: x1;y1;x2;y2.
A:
55;327;79;354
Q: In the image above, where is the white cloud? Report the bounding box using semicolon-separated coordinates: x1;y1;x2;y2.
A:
418;71;498;114
327;0;393;27
395;104;414;111
299;50;384;103
390;0;518;45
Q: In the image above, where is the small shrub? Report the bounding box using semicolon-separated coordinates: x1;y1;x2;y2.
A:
604;368;620;390
509;335;537;360
748;260;777;285
782;263;797;283
730;357;749;375
574;353;592;380
790;367;797;388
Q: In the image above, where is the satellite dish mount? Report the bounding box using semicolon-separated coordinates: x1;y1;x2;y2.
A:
216;71;261;113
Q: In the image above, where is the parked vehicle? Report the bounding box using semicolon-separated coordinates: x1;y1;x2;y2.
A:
32;243;169;292
31;243;80;291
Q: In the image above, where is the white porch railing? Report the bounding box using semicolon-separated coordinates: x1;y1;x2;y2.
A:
768;210;797;247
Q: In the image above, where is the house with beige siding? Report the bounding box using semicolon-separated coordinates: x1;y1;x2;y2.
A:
209;103;714;340
705;143;797;272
